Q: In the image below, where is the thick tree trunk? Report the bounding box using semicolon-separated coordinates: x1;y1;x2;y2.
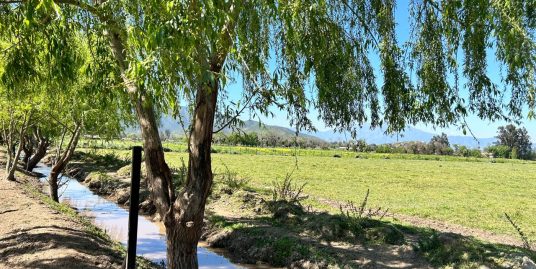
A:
166;84;218;269
106;20;227;268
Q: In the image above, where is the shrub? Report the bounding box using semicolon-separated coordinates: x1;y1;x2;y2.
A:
469;149;482;158
486;145;511;158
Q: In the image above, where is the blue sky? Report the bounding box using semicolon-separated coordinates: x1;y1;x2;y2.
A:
224;1;535;139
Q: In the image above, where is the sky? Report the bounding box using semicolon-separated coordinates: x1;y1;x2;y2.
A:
224;1;536;139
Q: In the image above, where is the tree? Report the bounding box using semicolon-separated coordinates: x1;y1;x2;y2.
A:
164;129;172;141
429;133;452;155
495;124;533;159
1;1;535;268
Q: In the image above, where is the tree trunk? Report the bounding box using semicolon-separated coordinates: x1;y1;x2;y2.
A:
48;124;81;202
165;84;218;269
165;227;198;268
26;129;49;172
105;20;226;269
6;137;24;181
49;169;60;202
6;112;31;181
21;133;35;168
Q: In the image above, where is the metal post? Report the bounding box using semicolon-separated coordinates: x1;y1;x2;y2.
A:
125;146;142;269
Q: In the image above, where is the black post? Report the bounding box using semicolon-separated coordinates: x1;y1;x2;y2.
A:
125;146;142;269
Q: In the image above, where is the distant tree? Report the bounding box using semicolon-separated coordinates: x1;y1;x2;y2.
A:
165;129;172;141
495;124;532;159
351;139;367;152
429;133;451;155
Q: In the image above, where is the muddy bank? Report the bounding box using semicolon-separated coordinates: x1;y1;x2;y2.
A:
62;151;536;269
0;170;158;269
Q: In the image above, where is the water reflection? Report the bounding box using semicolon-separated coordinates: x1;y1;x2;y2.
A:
34;166;243;268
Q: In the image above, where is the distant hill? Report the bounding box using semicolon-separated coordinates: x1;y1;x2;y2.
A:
230;120;324;142
125;114;325;143
126;113;498;148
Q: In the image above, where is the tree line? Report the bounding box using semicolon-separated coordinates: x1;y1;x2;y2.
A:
209;124;534;160
348;125;533;160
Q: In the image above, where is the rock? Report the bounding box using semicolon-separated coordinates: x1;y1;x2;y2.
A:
88;180;101;189
206;229;233;248
220;187;233;195
522;256;536;269
139;200;156;215
116;189;130;204
66;168;84;181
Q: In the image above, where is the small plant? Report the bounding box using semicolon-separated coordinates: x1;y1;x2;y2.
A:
219;164;250;190
271;172;307;205
504;212;531;250
339;189;389;221
171;158;188;193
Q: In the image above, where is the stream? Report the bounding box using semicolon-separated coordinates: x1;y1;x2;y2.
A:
33;165;248;269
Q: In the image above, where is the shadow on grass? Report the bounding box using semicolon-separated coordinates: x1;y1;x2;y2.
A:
72;151;131;174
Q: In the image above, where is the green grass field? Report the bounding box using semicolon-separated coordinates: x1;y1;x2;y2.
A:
85;144;536;242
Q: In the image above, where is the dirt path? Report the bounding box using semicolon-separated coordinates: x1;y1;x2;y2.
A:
0;173;124;269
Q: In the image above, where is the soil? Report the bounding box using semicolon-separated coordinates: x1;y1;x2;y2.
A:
0;171;124;269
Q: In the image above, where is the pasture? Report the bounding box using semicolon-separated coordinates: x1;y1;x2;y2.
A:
86;143;536;242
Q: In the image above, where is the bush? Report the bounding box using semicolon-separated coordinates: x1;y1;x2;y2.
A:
469;149;482;158
486;145;511;158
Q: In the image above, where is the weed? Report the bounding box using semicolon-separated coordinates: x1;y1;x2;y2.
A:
340;189;389;221
171;158;188;193
219;163;250;190
271;172;307;205
505;212;532;250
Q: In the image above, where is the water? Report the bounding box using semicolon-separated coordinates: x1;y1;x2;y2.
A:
34;165;244;269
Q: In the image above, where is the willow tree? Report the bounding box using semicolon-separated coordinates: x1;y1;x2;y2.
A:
1;0;535;268
0;9;127;199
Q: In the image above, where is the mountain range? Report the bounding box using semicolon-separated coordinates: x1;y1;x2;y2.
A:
307;124;497;148
125;114;498;148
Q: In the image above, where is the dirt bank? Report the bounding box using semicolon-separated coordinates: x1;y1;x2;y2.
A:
0;173;125;269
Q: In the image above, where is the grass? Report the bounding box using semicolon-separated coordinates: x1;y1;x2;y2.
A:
80;139;534;164
81;146;536;242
